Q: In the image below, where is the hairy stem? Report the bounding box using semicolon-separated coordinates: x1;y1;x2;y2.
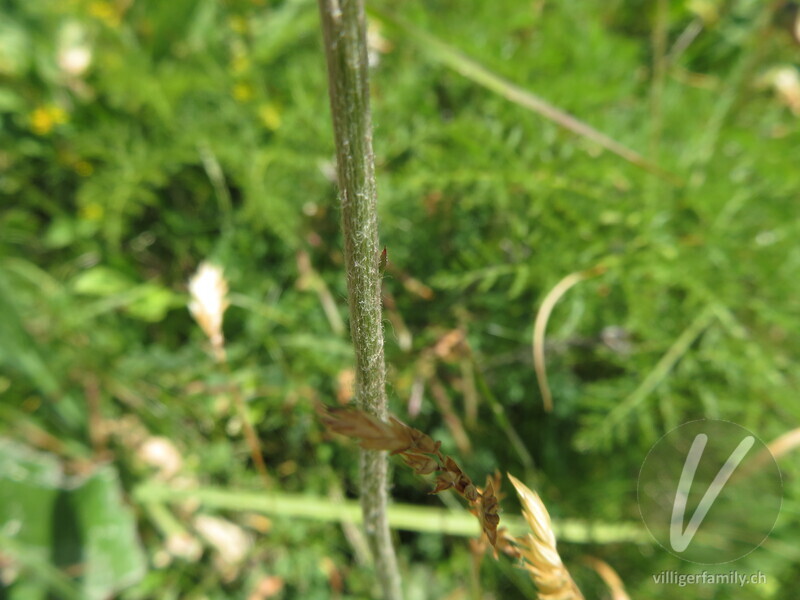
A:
317;0;402;598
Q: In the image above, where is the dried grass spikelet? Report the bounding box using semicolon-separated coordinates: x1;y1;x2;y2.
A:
318;405;500;547
188;262;230;362
508;473;584;600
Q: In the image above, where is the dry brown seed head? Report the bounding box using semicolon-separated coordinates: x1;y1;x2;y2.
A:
464;483;479;502
431;470;459;494
438;456;475;497
454;474;473;496
479;481;500;546
405;424;440;454
318;405;411;454
319;404;505;550
402;453;438;475
508;473;584;600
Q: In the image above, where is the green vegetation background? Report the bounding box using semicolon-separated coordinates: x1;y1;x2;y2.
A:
1;0;799;598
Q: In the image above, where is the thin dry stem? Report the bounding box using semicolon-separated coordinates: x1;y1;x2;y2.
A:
225;365;272;487
766;427;800;461
582;556;630;600
732;426;800;482
532;266;604;412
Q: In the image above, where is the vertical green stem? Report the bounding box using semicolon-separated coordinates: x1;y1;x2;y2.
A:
317;1;402;598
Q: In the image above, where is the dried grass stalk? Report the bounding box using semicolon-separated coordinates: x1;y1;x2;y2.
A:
532;265;604;412
507;473;584;600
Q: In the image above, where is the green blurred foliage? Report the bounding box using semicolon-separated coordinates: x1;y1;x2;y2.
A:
1;0;799;598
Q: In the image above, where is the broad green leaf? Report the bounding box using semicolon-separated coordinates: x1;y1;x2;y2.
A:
71;466;146;600
0;439;64;600
71;266;133;296
0;19;30;76
126;283;178;322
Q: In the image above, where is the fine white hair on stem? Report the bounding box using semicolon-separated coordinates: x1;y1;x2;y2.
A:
188;262;229;362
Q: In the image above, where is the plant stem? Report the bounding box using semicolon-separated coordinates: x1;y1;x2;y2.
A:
317;1;402;598
230;379;272;486
133;483;653;544
219;360;272;488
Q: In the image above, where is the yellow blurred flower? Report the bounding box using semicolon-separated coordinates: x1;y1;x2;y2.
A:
88;1;121;28
30;106;68;135
228;16;248;34
257;103;281;130
231;54;251;75
233;82;254;102
74;160;94;176
80;202;104;221
687;0;719;24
